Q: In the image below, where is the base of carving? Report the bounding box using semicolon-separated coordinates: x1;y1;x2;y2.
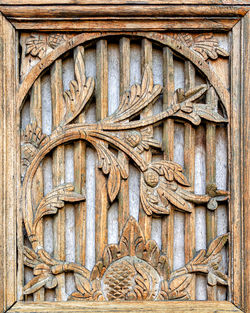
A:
24;217;228;301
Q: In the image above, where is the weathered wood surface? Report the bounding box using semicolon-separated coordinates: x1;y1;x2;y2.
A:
0;4;249;313
10;19;240;32
8;301;243;313
0;4;248;18
0;12;17;313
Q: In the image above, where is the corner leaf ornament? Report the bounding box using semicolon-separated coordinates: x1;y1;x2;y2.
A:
174;33;229;61
21;38;229;301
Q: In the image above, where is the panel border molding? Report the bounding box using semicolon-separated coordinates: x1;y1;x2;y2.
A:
0;4;249;313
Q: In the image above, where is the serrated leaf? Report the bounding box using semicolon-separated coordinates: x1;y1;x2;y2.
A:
144;240;160;267
62;47;94;126
195;104;227;123
105;65;162;123
23;246;40;268
33;184;85;232
157;255;171;281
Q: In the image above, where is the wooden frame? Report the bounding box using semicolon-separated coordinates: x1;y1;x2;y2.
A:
0;2;249;312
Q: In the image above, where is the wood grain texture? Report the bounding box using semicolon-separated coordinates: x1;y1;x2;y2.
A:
10;19;240;32
51;59;66;300
184;61;196;300
0;0;249;5
118;37;130;235
30;77;45;301
161;47;174;269
8;301;243;313
0;13;17;312
230;16;250;312
0;3;249;311
242;12;250;313
95;39;109;262
230;21;242;309
139;38;152;241
0;4;248;19
74;46;87;266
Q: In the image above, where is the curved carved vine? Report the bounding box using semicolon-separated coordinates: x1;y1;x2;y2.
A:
21;40;229;300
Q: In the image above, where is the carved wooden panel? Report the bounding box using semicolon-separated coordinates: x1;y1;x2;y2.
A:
18;32;231;304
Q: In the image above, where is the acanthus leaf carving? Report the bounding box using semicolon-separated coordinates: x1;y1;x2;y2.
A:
104;65;162;124
173;33;229;61
91;139;128;202
62;47;95;126
32;183;86;234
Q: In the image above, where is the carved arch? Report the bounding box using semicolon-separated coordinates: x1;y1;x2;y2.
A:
18;32;229;115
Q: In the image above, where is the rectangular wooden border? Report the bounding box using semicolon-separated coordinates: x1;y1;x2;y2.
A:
0;3;249;313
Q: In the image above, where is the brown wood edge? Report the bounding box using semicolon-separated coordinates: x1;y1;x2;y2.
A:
0;4;249;20
6;301;245;313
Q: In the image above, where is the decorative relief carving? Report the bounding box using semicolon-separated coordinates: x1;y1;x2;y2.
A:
25;34;67;59
24;217;228;301
173;33;229;61
21;42;229;300
20;32;74;80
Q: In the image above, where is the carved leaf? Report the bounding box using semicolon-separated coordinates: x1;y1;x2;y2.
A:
157;255;171;281
75;273;92;297
192;34;229;61
194;103;228;123
33;184;85;232
94;142;128;202
25;35;47;59
168;274;193;300
171;85;227;124
140;162;193;216
102;245;119;268
157;183;192;213
106;66;162;123
62;48;95;125
140;181;170;216
174;33;229;61
47;34;66;49
144;240;160;267
23;246;40;268
205;233;229;260
119;217;145;257
90;261;106;281
149;161;190;186
23;274;57;295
